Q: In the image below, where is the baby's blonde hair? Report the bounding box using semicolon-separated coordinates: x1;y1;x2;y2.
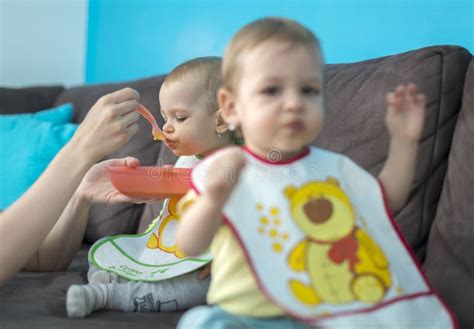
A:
222;17;322;91
164;56;222;112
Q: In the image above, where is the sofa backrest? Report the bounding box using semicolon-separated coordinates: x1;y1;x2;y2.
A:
423;58;474;328
0;86;64;114
314;45;472;261
1;46;472;259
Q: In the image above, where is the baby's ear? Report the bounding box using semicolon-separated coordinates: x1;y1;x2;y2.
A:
215;109;229;134
218;87;240;127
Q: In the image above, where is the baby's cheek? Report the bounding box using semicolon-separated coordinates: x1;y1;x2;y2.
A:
252;115;275;134
307;113;324;134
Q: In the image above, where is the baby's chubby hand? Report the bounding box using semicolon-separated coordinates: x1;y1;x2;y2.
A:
385;83;426;143
202;147;246;206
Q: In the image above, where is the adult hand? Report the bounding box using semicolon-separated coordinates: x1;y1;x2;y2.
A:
77;157;162;205
70;88;142;163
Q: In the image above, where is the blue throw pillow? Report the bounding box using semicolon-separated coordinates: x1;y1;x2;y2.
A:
0;103;78;210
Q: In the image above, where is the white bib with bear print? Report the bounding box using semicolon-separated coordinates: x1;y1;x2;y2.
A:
191;146;455;328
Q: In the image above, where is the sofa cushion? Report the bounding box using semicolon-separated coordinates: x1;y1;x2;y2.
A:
0;104;77;210
0;245;183;328
315;45;472;260
0;86;65;115
423;58;474;328
54;76;167;243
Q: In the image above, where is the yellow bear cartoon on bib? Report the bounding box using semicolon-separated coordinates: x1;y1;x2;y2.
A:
285;178;391;306
146;198;186;258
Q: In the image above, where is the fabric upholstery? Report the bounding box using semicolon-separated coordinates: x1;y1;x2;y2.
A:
316;46;472;260
423;59;474;329
0;86;64;115
0;245;182;328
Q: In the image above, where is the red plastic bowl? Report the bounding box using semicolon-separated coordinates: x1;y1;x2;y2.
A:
107;166;192;199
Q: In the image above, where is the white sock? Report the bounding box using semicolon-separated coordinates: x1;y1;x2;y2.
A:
66;284;110;318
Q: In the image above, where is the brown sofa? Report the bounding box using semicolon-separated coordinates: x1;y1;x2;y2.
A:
0;45;472;328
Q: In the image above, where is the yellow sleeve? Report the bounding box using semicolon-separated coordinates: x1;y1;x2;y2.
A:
176;190;198;216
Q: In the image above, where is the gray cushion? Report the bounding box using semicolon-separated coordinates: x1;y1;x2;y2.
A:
0;245;183;328
0;86;64;115
423;58;474;329
316;45;472;260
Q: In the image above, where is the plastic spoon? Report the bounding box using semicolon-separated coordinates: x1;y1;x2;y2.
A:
136;104;165;141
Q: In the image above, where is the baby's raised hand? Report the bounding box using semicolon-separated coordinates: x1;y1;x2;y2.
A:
385;83;426;143
202;147;246;206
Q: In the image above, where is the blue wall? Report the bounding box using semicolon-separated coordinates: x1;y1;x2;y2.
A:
86;0;473;84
